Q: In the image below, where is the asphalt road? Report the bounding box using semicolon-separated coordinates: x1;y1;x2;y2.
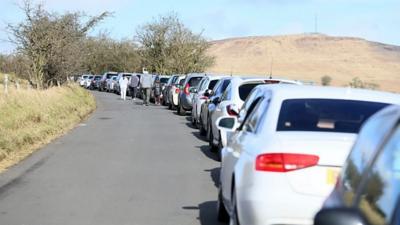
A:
0;91;223;225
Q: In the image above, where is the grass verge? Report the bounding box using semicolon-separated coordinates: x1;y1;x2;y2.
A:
0;84;96;172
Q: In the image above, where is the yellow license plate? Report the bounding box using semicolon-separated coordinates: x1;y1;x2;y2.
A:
326;168;340;185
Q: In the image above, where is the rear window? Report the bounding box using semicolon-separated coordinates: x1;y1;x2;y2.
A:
179;79;185;86
239;83;262;101
208;80;219;90
123;74;131;78
94;76;101;80
277;99;389;133
106;73;116;79
188;77;203;87
160;78;169;84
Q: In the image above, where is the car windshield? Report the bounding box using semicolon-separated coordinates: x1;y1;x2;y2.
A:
106;73;116;79
277;99;389;133
94;76;101;80
188;77;203;87
239;83;262;101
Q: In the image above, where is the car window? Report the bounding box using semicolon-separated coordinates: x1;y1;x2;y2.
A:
276;99;389;133
208;80;219;90
243;98;269;133
356;125;400;225
221;84;232;101
198;78;207;91
188;77;203;87
339;110;398;206
160;78;169;84
239;82;262;101
239;97;263;131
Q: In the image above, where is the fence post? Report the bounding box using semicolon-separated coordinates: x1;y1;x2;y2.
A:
4;74;8;95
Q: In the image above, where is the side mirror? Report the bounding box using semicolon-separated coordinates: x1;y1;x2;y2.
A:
314;208;368;225
204;89;213;97
216;116;238;132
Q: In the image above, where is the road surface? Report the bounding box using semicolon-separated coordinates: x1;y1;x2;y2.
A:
0;91;223;225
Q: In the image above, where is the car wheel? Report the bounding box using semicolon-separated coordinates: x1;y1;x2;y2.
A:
230;187;240;225
217;134;223;162
208;121;217;152
168;102;172;110
178;104;186;116
217;186;229;222
199;116;206;136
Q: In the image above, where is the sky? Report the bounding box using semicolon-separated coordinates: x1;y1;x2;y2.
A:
0;0;399;53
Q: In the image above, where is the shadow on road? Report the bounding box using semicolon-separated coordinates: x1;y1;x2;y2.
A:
204;167;220;188
182;201;225;225
196;145;219;162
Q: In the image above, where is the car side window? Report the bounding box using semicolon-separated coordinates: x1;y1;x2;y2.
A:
339;112;396;206
238;97;263;132
355;125;400;225
221;84;232;101
242;98;269;133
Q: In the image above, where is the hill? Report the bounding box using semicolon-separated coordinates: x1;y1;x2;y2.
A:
206;34;400;92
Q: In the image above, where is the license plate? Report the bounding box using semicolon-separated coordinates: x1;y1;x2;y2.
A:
326;168;340;185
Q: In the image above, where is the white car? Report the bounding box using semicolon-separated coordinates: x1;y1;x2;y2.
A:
216;85;400;225
106;76;118;92
191;75;225;126
209;77;301;157
79;74;90;86
168;76;186;110
84;75;94;88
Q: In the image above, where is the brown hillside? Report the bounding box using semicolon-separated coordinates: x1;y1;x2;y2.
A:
206;34;400;92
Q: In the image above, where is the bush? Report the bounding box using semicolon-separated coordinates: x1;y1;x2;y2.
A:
321;75;332;86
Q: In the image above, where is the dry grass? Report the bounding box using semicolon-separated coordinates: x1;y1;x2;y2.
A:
0;83;96;172
207;33;400;92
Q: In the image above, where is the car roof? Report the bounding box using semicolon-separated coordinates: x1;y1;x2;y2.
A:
257;84;400;104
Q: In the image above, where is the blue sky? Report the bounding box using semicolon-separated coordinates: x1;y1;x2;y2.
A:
0;0;399;53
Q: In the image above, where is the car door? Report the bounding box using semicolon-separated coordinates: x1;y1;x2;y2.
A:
353;123;400;225
221;96;265;206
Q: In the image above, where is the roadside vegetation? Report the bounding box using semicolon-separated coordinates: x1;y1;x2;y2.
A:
0;82;95;171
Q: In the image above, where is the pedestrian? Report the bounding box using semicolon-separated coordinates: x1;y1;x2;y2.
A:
120;76;129;101
140;73;152;106
153;77;162;105
129;74;139;100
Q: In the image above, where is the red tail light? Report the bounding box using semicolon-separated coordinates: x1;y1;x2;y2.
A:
226;105;239;116
200;95;208;100
184;84;190;95
255;153;319;172
175;88;180;94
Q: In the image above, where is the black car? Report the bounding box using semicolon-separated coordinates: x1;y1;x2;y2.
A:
314;105;400;225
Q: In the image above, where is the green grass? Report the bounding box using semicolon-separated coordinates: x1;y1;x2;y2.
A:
0;84;96;171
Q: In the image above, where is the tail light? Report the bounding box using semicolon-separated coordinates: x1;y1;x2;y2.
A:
255;153;319;172
227;105;239;116
184;84;190;95
175;88;180;94
200;95;208;100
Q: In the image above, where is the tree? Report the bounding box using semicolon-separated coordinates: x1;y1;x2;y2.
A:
321;75;332;86
6;0;109;88
348;77;379;90
135;13;214;75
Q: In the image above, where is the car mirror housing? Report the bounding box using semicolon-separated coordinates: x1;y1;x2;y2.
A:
314;208;368;225
216;116;238;132
204;89;213;97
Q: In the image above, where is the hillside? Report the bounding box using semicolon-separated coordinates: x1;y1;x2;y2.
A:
206;34;400;92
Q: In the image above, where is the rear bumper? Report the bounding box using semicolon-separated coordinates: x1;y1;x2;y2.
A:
179;94;193;110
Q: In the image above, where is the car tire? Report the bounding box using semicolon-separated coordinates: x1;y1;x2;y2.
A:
178;104;186;116
217;134;223;162
168;102;172;110
199;116;206;136
208;121;217;152
217;186;229;223
230;187;240;225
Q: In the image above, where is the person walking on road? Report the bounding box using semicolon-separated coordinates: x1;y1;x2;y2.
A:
120;76;129;101
153;77;162;105
140;74;152;106
129;75;139;100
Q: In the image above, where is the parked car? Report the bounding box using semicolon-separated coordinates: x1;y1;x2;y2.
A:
191;75;225;127
314;105;400;225
89;75;102;90
162;75;181;106
114;73;134;95
99;71;118;92
79;74;90;86
208;77;301;158
84;75;94;89
177;73;206;115
216;85;400;225
168;76;186;110
199;77;233;136
106;75;118;92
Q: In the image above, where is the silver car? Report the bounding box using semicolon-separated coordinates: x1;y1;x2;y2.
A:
177;73;206;115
